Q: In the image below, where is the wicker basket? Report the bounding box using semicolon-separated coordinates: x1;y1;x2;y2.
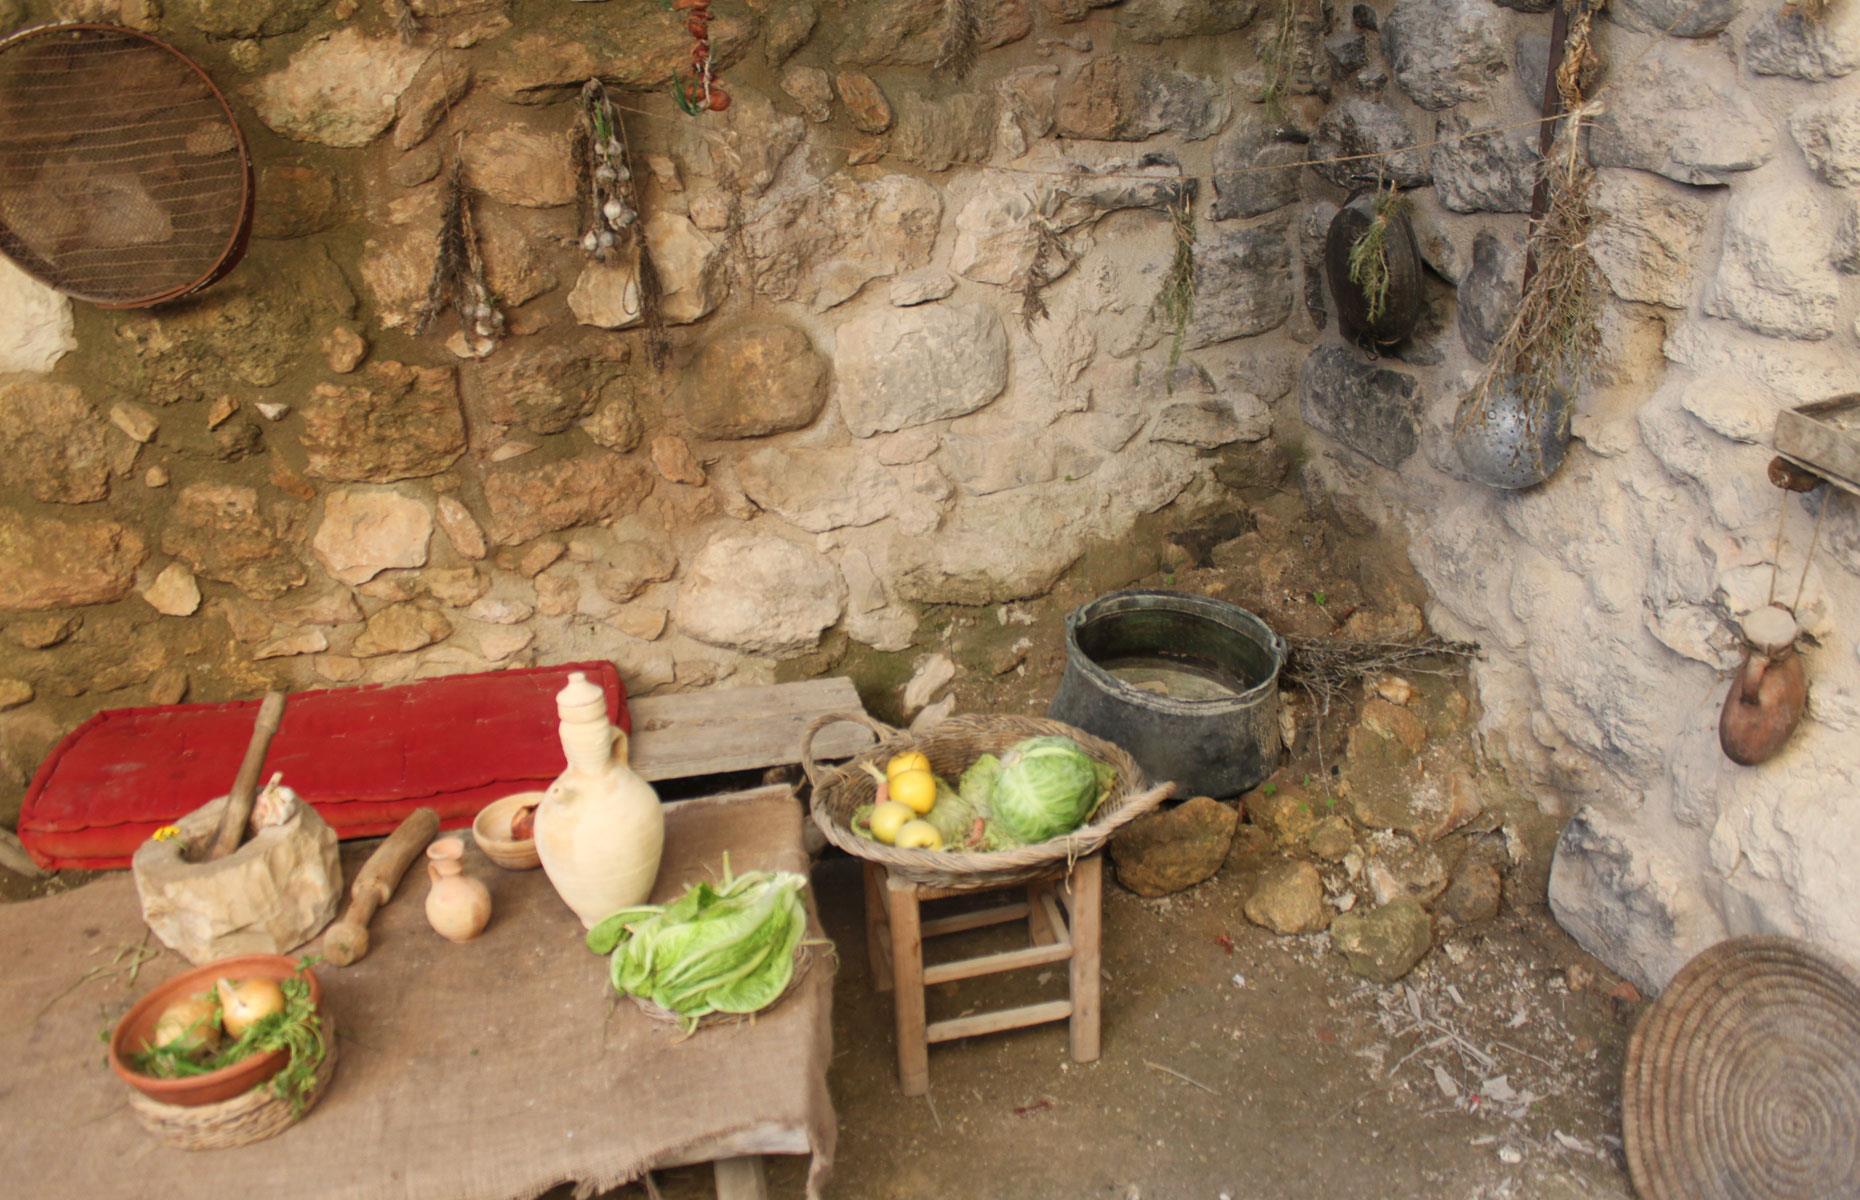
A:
126;1013;339;1151
802;712;1174;889
1623;936;1860;1199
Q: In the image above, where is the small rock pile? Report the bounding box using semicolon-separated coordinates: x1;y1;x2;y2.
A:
1112;670;1514;985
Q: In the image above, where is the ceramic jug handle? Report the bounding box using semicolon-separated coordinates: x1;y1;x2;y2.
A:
1739;652;1770;702
612;726;632;769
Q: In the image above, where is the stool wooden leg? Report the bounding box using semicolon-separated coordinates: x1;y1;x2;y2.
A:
713;1155;768;1200
1026;880;1058;946
1066;855;1102;1063
863;861;892;991
885;873;930;1096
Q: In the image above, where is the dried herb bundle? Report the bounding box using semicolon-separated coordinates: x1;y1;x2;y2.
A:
934;0;983;82
389;0;421;44
1259;0;1303;115
1153;181;1198;381
1013;195;1072;328
1347;182;1409;325
575;80;668;369
1460;1;1603;461
414;159;504;352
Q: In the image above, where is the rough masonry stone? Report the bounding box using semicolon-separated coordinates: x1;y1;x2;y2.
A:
1299;344;1422;470
836;304;1009;437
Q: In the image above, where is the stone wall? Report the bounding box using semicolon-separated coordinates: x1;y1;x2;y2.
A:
3;0;1855;995
1281;0;1860;991
0;0;1301;826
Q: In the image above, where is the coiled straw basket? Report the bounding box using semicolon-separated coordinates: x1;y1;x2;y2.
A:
802;712;1174;889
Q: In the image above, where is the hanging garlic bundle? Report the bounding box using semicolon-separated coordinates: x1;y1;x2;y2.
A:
414;157;505;355
574;79;668;368
577;80;637;263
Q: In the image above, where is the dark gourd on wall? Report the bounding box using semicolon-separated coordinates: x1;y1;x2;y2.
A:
1323;189;1424;347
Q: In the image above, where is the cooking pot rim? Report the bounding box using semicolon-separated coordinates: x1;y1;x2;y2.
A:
1061;588;1286;713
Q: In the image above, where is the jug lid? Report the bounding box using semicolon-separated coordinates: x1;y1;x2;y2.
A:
556;671;608;724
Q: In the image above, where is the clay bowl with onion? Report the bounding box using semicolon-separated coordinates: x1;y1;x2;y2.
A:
472;791;544;870
109;954;321;1107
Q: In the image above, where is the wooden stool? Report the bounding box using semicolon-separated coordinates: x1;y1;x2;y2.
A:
862;853;1102;1097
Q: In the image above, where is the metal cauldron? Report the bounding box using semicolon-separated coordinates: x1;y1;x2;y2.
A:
1049;590;1285;799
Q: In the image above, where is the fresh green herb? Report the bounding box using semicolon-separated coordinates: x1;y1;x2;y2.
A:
127;960;326;1115
1262;782;1279;797
1313;591;1328;606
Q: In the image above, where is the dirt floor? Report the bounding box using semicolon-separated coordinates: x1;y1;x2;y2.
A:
570;495;1646;1199
601;862;1638;1200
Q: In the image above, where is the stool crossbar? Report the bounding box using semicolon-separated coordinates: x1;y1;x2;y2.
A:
861;853;1103;1096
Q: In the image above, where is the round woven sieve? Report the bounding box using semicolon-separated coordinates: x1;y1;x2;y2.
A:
1623;935;1860;1200
0;23;253;308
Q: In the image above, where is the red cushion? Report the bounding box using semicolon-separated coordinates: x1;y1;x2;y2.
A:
17;661;628;871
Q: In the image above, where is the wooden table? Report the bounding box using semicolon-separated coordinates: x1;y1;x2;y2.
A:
2;787;837;1200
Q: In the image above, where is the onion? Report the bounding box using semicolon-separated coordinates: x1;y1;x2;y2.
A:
215;977;286;1038
153;993;221;1056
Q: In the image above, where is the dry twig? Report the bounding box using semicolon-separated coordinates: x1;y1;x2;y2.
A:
1145;1058;1221;1095
1282;635;1480;715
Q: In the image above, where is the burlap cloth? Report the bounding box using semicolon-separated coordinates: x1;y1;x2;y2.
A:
3;786;836;1199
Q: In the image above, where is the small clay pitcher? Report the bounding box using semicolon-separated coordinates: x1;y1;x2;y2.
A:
424;838;491;942
1719;606;1808;767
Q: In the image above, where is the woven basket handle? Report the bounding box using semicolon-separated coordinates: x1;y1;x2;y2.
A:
799;711;900;789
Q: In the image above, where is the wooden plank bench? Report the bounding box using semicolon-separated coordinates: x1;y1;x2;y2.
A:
629;676;874;784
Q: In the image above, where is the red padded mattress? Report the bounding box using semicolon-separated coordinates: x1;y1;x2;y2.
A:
17;661;629;871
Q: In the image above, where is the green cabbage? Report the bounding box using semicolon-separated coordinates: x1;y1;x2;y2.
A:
586;863;809;1030
987;735;1106;846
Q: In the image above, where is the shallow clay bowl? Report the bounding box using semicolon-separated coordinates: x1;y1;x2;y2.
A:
109;954;321;1107
472;791;543;870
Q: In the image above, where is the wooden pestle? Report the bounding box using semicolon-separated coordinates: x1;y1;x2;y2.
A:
322;808;442;966
203;690;288;862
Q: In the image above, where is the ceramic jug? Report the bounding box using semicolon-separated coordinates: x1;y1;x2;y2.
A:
1720;605;1808;767
424;838;492;942
534;672;665;928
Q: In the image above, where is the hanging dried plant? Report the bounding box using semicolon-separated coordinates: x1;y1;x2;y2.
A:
1346;180;1410;326
1012;190;1075;329
1457;0;1603;479
933;0;983;82
575;80;668;369
1259;0;1301;116
388;0;421;45
414;159;504;352
1014;218;1069;328
1153;181;1198;383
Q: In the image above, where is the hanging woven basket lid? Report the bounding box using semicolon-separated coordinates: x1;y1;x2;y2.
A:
0;23;254;308
1623;935;1860;1200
